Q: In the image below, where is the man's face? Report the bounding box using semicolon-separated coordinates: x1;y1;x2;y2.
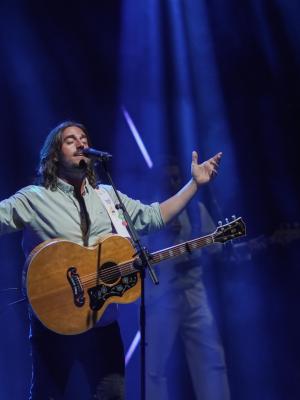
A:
58;126;90;172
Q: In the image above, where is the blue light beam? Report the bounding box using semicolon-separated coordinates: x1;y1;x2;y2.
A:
125;329;141;366
121;106;153;169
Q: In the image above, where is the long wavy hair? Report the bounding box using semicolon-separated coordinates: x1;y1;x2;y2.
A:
35;121;98;190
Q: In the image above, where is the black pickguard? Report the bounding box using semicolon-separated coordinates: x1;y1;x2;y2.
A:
87;273;138;311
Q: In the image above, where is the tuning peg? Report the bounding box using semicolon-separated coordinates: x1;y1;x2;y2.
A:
231;215;236;220
225;218;229;224
218;220;223;226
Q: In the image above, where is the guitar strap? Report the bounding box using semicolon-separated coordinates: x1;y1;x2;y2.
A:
95;186;131;238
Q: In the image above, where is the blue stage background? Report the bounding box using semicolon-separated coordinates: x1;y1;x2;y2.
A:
0;1;299;399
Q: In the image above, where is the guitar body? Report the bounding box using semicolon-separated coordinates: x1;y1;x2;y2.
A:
25;234;141;335
25;216;246;335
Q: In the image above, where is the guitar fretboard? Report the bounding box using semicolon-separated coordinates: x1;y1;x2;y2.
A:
118;234;214;277
151;234;214;264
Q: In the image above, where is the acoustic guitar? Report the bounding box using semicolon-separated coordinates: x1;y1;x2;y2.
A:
25;216;246;335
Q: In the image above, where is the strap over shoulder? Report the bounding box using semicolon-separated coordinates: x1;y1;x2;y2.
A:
95;186;131;238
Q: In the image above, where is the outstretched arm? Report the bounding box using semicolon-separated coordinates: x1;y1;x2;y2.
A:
159;151;222;224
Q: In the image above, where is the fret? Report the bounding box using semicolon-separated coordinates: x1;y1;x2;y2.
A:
120;235;215;276
119;216;246;275
150;234;213;266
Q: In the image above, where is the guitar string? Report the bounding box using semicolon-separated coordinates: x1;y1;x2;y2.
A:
79;236;213;285
36;236;214;316
29;230;240;328
79;236;212;284
78;236;213;287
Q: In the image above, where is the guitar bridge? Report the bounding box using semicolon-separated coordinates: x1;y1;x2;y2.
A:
67;267;85;307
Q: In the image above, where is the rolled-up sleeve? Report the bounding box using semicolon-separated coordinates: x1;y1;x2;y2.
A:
105;187;164;235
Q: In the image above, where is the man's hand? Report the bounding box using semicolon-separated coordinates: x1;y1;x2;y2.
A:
191;151;222;186
160;151;222;223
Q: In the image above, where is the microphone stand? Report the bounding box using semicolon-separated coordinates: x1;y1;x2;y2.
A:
98;158;159;400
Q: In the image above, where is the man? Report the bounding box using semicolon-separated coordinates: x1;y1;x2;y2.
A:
145;158;231;400
0;121;221;400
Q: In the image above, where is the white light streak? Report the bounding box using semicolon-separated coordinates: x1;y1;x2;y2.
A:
125;330;141;366
122;106;153;169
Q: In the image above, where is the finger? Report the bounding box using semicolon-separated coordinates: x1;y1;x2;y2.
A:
214;152;222;161
209;167;218;178
210;159;219;168
210;153;222;167
192;150;198;164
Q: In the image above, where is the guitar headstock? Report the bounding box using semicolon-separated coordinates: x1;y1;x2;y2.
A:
213;216;246;244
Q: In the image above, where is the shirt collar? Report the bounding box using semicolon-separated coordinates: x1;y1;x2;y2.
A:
57;178;90;195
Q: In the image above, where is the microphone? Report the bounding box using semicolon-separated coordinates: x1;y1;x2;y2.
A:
81;148;112;161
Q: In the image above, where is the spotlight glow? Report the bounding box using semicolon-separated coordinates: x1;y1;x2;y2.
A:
125;330;141;366
122;106;153;169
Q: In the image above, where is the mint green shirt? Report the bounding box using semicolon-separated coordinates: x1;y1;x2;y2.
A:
0;179;164;326
0;179;164;257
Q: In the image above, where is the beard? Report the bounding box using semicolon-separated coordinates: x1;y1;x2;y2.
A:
58;157;91;180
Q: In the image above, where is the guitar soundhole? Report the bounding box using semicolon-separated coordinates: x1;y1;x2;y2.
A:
99;261;120;284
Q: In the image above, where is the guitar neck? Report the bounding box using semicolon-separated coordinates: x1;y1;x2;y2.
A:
150;234;214;265
122;216;246;275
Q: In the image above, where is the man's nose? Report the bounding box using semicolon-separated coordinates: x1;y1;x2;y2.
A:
76;139;85;148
